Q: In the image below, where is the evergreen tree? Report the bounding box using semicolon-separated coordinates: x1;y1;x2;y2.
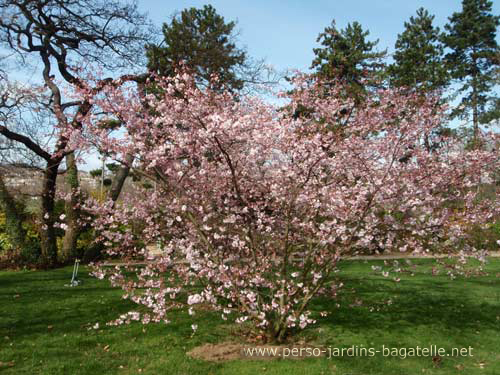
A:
389;8;448;93
311;20;386;98
146;5;247;91
443;0;499;142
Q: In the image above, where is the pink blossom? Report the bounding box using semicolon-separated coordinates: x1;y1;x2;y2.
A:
77;70;500;341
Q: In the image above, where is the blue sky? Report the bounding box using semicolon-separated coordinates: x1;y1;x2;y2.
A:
138;0;500;72
74;0;498;170
7;1;494;170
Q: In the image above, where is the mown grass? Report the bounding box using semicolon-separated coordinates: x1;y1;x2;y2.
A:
0;258;499;374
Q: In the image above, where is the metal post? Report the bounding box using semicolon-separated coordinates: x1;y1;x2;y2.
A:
66;259;82;287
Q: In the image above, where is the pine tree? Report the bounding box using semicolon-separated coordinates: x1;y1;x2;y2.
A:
389;8;448;93
311;20;386;98
443;0;499;143
146;5;247;91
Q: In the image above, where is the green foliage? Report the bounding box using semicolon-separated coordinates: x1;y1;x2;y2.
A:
106;163;119;173
66;163;79;189
99;118;122;130
0;177;27;253
389;8;448;93
77;228;103;263
311;20;386;98
0;213;10;251
443;0;500;129
89;169;103;179
467;220;500;252
146;5;247;91
0;211;41;267
0;207;24;251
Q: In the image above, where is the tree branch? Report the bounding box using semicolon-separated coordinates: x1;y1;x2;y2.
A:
0;125;51;160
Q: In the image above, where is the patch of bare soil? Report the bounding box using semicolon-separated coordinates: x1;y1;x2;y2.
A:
187;342;325;362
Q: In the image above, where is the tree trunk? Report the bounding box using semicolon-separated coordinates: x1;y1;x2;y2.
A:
106;81;146;203
0;174;26;253
40;158;61;267
472;81;479;147
108;153;134;202
106;81;147;203
62;152;80;262
471;55;480;149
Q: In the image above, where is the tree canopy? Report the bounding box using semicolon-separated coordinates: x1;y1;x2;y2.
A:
146;5;247;91
389;8;448;93
311;20;386;98
443;0;500;139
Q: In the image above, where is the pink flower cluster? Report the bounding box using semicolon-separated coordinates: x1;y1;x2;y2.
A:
78;72;499;341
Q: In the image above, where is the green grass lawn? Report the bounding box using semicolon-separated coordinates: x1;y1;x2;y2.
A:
1;259;499;374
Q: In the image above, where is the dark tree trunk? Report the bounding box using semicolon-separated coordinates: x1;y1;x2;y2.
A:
62;152;80;262
108;153;134;202
472;76;479;143
107;81;146;203
471;56;481;149
40;158;61;267
0;174;26;253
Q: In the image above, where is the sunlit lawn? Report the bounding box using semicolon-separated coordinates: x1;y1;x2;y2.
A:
1;258;499;374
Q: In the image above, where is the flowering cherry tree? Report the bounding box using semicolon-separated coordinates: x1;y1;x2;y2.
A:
76;72;499;342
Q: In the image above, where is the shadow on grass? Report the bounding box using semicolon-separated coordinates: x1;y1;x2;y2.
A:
1;262;499;375
311;272;499;334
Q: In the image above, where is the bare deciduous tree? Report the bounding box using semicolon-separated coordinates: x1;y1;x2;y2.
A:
0;0;154;267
